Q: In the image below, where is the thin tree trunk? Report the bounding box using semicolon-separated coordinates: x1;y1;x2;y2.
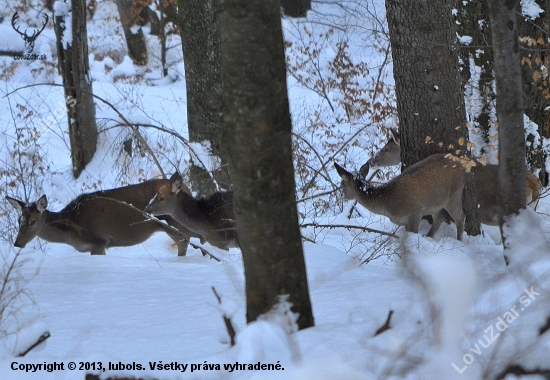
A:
116;0;148;66
487;0;526;235
220;0;314;330
178;0;231;196
54;0;98;178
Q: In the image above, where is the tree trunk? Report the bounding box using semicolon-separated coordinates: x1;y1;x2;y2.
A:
116;0;148;66
280;0;311;17
456;0;495;154
516;2;548;186
219;0;314;330
385;0;481;236
54;0;98;179
178;0;231;196
487;0;526;235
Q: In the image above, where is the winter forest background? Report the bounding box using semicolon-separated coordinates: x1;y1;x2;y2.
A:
0;0;550;379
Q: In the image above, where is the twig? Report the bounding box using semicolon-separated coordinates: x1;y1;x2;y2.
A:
297;188;339;204
211;286;236;346
373;310;394;337
17;332;51;357
300;222;398;238
3;83;166;178
86;93;166;178
495;364;550;380
91;196;221;262
292;132;339;194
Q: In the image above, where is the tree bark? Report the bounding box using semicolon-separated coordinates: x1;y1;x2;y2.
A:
487;0;526;233
219;0;314;330
516;2;548;186
280;0;310;17
54;0;98;179
116;0;148;66
385;0;481;236
456;0;495;153
178;0;231;196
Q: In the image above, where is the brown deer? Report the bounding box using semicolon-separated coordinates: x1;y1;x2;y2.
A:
335;154;466;240
364;130;542;225
145;173;238;250
6;179;201;255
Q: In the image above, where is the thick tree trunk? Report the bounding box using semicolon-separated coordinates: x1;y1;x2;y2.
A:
178;0;231;196
219;0;314;330
487;0;526;233
456;0;495;152
54;0;98;179
280;0;310;17
385;0;481;236
116;0;148;66
516;3;548;186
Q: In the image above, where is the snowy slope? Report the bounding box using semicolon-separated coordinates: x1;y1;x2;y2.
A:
0;0;549;379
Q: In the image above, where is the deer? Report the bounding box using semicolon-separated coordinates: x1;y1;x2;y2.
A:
363;129;542;225
145;173;238;250
335;153;466;240
5;179;202;256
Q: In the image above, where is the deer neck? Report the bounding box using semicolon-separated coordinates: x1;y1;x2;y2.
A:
38;209;77;242
174;192;212;239
354;182;395;217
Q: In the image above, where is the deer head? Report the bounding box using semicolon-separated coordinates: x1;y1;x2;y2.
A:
6;195;48;248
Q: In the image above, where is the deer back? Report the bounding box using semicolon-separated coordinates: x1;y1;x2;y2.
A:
366;134;542;223
336;154;465;240
471;165;542;225
145;173;238;249
6;178;195;255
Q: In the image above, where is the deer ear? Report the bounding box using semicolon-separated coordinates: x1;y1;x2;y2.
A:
169;172;183;194
36;195;48;212
6;196;25;212
359;162;370;178
390;129;400;144
334;162;354;181
169;172;182;182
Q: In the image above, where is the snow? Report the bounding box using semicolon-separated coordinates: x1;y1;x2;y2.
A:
457;34;473;45
0;0;549;379
112;56;139;78
520;0;544;20
54;1;73;50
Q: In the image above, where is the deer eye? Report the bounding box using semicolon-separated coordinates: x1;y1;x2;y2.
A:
159;197;165;202
29;220;35;226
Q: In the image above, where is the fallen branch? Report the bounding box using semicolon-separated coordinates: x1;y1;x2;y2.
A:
17;331;51;357
91;196;221;262
373;310;393;337
212;286;236;346
495;364;550;380
300;223;398;238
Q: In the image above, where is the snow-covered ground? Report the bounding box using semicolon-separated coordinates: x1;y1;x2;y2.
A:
0;1;549;379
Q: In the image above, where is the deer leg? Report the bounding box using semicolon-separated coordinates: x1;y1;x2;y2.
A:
90;246;107;255
405;213;422;233
165;230;190;256
445;193;465;241
88;236;108;255
174;238;189;256
427;210;444;238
